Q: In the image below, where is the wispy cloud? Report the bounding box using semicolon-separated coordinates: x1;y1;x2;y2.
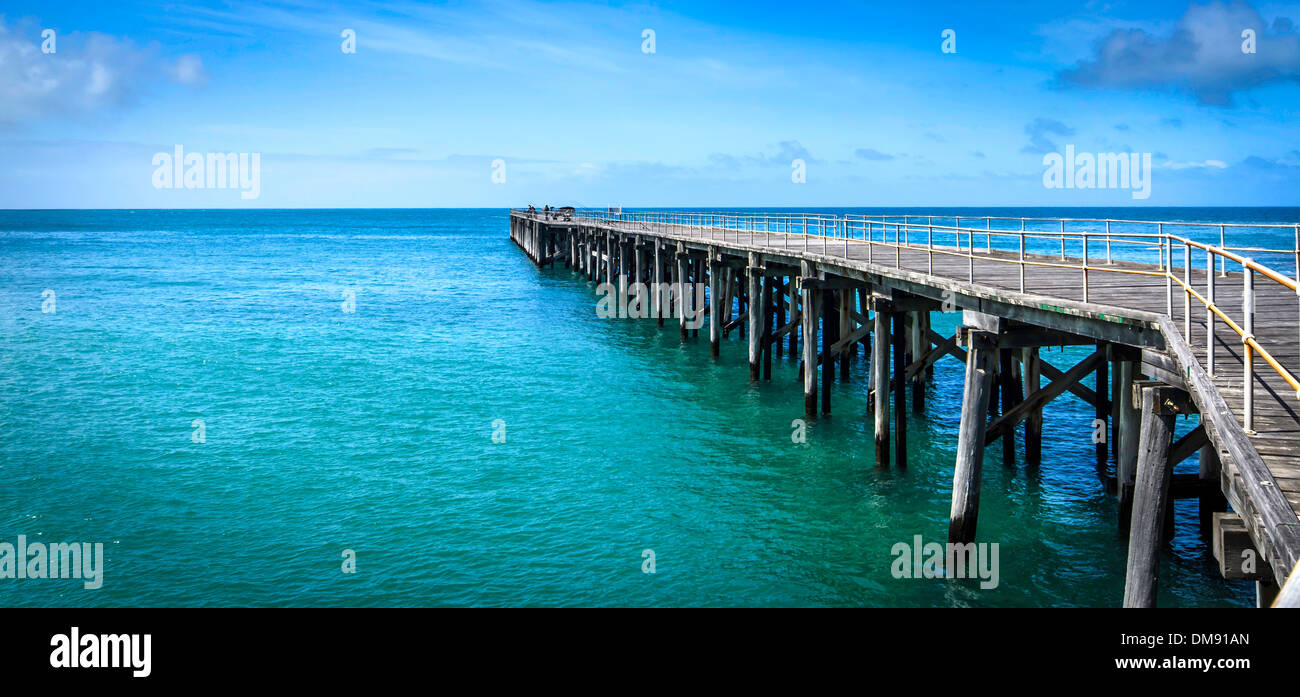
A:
1021;117;1075;154
712;139;821;166
1158;158;1227;170
1239;154;1300;171
854;148;895;161
163;0;651;75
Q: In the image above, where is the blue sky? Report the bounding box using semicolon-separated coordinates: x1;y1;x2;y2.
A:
1;0;1299;208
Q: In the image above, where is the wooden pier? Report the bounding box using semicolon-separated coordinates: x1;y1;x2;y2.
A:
510;208;1300;607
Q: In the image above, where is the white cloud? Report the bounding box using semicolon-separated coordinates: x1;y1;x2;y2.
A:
166;53;207;86
1054;1;1300;106
0;20;206;126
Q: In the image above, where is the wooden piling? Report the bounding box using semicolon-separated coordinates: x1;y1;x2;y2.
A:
776;277;786;360
921;312;933;380
1123;383;1177;608
840;291;851;381
1022;347;1042;465
737;273;746;340
950;329;998;544
988;356;1000;418
862;292;871;364
617;235;628;306
748;254;761;380
1116;359;1139;530
634;237;643;288
822;288;836;415
720;267;733;338
1198;446;1226;537
1096;344;1110;470
678;243;690;341
800;262;818;417
709;258;721;358
653;240;663;325
789;278;799;359
604;231;612;286
911;311;926;412
762;273;773;380
999;348;1016;466
691;258;700;338
585;229;592;281
873;302;891;467
892;310;907;466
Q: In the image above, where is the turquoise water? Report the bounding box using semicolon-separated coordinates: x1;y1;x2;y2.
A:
4;208;1293;607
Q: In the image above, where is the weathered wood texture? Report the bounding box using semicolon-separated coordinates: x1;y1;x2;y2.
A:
800;262;818;418
950;330;997;544
1124;384;1176;608
873;305;891;466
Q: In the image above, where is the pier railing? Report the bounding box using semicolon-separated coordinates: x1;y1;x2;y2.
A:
530;208;1300;432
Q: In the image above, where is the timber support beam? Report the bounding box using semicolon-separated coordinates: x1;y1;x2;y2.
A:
950;326;998;544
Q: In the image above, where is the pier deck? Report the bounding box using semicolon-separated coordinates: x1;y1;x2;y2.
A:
510;209;1300;605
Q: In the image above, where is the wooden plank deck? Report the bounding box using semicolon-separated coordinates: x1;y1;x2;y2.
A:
513;212;1300;588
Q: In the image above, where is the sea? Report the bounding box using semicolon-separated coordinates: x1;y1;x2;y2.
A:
2;207;1297;607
